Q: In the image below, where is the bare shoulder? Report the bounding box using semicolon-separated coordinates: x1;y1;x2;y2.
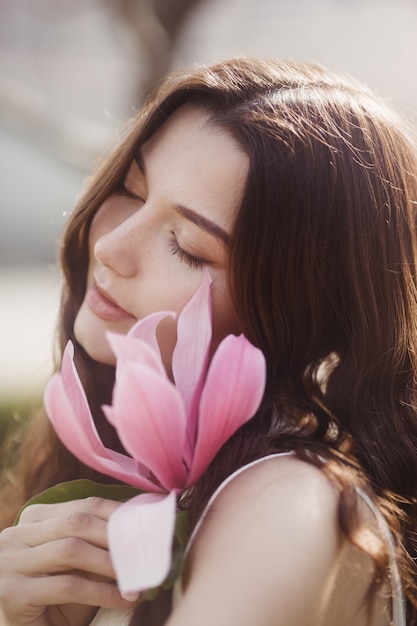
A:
167;456;343;626
191;454;342;554
211;453;340;522
193;453;342;573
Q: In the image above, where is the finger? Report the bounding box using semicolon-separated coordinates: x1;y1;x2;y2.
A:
6;537;117;579
29;509;109;550
0;509;110;555
0;572;138;616
18;497;122;525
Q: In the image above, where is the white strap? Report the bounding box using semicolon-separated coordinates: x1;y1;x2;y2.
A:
356;487;406;626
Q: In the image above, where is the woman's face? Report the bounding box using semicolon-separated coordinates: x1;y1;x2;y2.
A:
74;106;249;371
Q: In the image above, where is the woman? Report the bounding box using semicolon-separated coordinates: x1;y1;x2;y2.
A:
1;57;417;625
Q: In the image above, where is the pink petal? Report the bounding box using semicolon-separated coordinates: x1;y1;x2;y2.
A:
107;332;167;378
187;335;266;485
106;362;187;491
128;311;176;355
44;343;158;492
172;270;213;463
108;491;176;596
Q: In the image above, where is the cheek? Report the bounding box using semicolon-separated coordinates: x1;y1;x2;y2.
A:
211;281;242;348
155;317;177;379
74;303;117;366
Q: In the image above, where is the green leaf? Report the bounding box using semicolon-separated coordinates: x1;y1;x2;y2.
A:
14;479;142;525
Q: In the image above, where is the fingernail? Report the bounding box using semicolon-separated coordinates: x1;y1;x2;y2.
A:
122;591;140;602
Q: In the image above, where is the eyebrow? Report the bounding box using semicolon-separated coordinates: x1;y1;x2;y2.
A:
134;152;230;245
172;204;230;245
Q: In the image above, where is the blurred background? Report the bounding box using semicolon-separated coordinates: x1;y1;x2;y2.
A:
1;0;417;436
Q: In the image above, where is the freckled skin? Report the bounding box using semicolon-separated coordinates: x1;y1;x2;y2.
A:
74;105;249;369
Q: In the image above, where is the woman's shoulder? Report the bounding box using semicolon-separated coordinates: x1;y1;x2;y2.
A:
169;454;346;626
216;452;338;508
189;452;341;555
168;453;395;626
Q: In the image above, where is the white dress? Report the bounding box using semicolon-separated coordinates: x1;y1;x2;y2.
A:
89;607;133;626
90;453;406;626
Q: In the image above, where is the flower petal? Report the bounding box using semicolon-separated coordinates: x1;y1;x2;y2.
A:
44;343;158;492
106;362;187;491
172;270;212;462
128;311;176;354
187;335;266;485
107;332;167;378
108;491;176;596
107;311;176;378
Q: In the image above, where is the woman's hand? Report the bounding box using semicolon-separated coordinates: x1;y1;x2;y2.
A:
0;497;137;626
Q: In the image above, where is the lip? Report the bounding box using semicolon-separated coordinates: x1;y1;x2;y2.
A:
86;283;136;323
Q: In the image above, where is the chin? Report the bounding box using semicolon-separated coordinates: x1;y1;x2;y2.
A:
79;337;117;366
74;320;117;367
90;348;117;366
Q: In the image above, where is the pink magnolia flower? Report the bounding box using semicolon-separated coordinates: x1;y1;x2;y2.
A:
44;272;266;598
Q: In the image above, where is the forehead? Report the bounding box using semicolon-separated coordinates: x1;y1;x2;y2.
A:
142;104;245;161
139;106;249;233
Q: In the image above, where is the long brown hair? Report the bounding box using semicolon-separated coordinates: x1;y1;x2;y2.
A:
2;58;417;623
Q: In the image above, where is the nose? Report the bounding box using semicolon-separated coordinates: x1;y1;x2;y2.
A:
93;206;148;278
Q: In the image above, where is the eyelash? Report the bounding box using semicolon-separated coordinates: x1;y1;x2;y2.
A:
118;181;206;270
117;182;143;201
168;234;205;270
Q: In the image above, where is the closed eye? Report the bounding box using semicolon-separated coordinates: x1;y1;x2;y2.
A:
116;182;144;202
168;233;206;270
